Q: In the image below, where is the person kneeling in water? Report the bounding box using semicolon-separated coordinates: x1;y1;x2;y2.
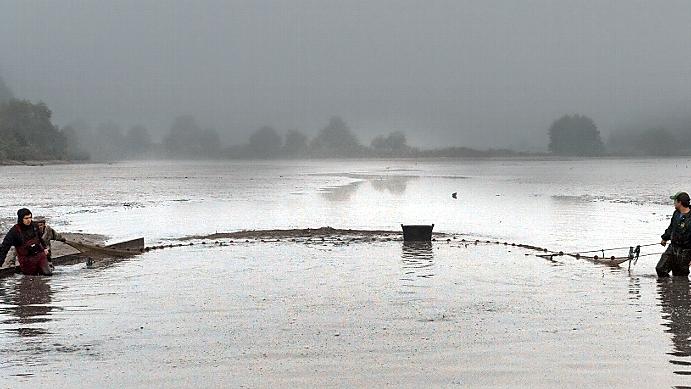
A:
0;208;52;275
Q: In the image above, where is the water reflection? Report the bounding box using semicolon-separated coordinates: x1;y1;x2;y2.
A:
320;181;363;201
0;276;54;337
370;175;415;195
628;276;641;301
320;175;415;201
400;242;435;282
657;278;691;378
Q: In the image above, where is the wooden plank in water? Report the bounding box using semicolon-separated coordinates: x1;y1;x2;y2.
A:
63;237;145;257
106;238;145;250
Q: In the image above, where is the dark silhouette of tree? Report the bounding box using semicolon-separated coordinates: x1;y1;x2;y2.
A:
283;130;308;156
0;99;67;160
548;114;604;156
310;116;363;157
248;126;282;158
371;131;412;155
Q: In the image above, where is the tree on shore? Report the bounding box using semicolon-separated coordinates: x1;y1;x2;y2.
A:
0;99;68;160
310;116;363;157
548;114;604;156
370;131;414;155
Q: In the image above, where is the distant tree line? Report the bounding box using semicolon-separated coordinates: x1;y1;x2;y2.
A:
64;120;153;161
2;68;690;162
63;115;224;161
607;127;691;156
0;99;84;161
227;116;412;159
547;113;691;157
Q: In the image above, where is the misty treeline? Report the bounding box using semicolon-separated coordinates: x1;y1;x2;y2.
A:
2;73;690;161
70;115;510;160
0;94;521;161
230;116;417;159
185;116;522;159
1;77;81;160
547;114;691;157
225;117;519;159
0;99;84;161
607;127;691;156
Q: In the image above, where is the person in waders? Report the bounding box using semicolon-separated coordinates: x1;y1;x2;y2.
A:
0;208;52;276
656;192;691;277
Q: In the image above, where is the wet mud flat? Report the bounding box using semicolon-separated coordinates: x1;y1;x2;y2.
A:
0;240;687;388
182;226;406;241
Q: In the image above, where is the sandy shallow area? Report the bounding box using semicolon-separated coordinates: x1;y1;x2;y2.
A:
0;239;687;388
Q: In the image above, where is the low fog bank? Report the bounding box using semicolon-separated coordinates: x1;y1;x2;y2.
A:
2;73;691;162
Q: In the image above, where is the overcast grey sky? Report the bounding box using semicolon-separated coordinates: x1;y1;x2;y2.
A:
1;0;691;149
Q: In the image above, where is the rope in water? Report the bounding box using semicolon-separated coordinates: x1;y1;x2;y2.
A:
453;238;668;264
637;251;666;258
557;242;661;256
134;236;668;265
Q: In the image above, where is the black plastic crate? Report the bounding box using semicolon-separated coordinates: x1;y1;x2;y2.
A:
401;224;434;241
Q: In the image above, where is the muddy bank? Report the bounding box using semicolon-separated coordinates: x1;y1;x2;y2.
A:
180;226;452;241
0;159;88;166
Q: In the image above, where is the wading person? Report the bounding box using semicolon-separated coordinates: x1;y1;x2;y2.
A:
35;217;66;262
0;208;52;276
657;192;691;277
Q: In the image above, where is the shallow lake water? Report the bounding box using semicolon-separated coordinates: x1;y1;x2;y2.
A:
1;158;691;387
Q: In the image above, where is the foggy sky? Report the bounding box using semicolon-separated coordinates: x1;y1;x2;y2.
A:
1;0;691;150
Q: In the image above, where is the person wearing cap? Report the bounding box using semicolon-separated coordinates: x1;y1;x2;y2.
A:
0;208;52;275
656;192;691;277
35;218;66;262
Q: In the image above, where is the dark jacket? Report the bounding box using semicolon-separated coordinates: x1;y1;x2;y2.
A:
662;210;691;249
0;222;47;262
